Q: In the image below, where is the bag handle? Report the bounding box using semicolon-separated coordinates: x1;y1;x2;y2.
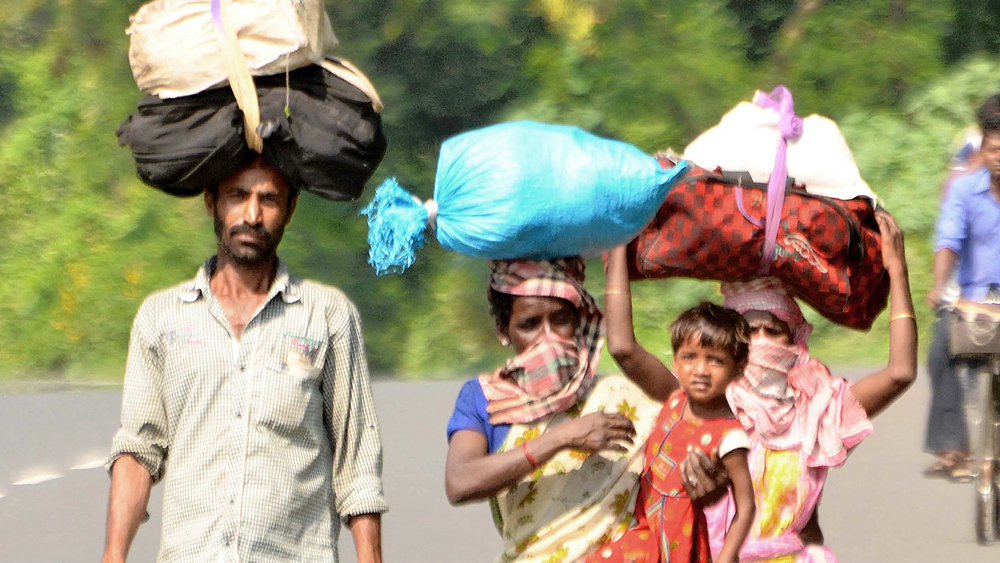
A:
321;57;385;112
674;169;867;267
211;0;264;153
753;86;803;275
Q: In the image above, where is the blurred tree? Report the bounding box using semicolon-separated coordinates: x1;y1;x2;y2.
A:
768;0;951;113
0;0;996;379
726;0;796;62
942;0;1000;62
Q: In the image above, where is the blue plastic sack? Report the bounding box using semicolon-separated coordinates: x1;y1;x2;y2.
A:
361;120;688;274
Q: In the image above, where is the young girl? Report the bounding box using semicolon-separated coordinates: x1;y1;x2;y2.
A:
586;247;756;563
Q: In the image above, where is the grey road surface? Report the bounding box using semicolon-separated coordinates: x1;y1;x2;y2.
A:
0;370;997;563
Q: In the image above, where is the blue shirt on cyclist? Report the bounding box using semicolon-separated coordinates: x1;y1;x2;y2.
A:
936;167;1000;301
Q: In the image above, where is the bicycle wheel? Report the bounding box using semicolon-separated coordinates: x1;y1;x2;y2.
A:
974;363;998;544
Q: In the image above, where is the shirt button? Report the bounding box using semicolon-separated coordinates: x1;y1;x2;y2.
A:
235;410;242;419
239;365;246;372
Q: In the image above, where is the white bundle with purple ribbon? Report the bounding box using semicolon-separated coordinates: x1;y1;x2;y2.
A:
684;87;876;203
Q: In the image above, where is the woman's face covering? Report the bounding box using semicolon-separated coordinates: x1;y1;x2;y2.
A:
503;296;580;354
743;309;794;345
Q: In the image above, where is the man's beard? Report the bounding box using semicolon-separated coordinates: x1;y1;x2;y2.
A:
214;213;283;265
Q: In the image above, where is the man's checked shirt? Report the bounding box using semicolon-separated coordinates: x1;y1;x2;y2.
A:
108;257;387;562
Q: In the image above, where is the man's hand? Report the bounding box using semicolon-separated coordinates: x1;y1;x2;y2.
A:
679;448;729;506
926;288;945;310
348;513;382;563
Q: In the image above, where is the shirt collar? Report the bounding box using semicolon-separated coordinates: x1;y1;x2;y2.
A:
971;168;992;194
179;256;300;304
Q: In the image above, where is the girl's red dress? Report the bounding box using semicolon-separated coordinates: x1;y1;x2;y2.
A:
586;390;744;563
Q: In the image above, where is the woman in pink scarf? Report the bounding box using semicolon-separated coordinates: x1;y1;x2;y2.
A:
683;211;918;562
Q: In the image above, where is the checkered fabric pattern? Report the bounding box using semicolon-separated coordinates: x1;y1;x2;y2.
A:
625;161;889;329
479;258;604;424
107;257;387;563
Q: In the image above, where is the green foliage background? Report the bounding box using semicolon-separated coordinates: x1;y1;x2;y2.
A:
1;0;999;381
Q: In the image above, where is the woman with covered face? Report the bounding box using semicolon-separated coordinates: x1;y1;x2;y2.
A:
663;211;917;562
444;258;662;563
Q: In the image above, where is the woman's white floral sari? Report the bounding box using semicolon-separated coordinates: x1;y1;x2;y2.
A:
490;375;661;563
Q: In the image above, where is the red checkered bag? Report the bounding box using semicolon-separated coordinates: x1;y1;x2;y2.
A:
623;158;889;330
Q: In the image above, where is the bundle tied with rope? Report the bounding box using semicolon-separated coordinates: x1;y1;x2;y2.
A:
118;0;386;201
360;120;690;275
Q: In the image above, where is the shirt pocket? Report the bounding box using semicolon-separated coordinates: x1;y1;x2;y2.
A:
257;340;326;441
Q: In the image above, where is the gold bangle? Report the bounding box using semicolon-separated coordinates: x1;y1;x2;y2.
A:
605;288;630;295
889;312;916;323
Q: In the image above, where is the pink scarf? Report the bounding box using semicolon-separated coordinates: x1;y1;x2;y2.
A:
722;279;872;468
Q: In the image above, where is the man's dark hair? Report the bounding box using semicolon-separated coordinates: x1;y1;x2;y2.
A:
977;94;1000;136
670;302;751;368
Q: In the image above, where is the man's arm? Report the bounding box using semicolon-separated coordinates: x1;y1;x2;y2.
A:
347;514;382;563
103;300;169;562
928;178;967;308
927;248;959;309
102;455;152;563
324;299;388;563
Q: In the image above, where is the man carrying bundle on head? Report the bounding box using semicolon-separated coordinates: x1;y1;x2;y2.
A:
102;158;387;563
105;2;390;559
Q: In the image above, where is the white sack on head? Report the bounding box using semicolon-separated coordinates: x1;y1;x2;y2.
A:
683;101;876;202
127;0;338;99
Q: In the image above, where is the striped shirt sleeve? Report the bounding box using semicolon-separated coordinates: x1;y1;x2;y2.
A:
323;297;388;521
107;297;170;482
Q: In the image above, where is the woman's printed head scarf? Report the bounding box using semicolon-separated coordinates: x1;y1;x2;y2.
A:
720;278;812;348
479;258;604;425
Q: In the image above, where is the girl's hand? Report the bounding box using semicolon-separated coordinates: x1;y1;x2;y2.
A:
563;412;636;453
875;210;906;274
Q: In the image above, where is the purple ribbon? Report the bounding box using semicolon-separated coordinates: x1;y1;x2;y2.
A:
735;186;765;228
210;0;225;34
753;85;803;275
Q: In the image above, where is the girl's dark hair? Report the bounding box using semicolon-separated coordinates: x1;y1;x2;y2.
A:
670;302;751;368
977;94;1000;135
487;287;515;331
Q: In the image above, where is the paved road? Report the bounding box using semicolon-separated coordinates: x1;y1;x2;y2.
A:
0;370;997;562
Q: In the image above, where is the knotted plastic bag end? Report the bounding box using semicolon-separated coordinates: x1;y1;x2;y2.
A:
360;178;431;275
656;159;690;188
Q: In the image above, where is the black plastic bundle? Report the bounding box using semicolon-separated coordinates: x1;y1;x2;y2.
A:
117;64;387;201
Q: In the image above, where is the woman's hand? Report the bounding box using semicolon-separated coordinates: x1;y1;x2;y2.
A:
875;210;906;274
680;448;730;505
562;412;636;454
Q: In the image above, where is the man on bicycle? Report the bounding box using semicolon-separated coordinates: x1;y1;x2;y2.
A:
925;94;1000;481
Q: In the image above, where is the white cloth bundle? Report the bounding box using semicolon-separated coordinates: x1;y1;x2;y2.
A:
127;0;338;99
683;101;876;202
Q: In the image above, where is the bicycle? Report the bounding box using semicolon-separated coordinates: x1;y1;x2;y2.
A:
946;298;1000;544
